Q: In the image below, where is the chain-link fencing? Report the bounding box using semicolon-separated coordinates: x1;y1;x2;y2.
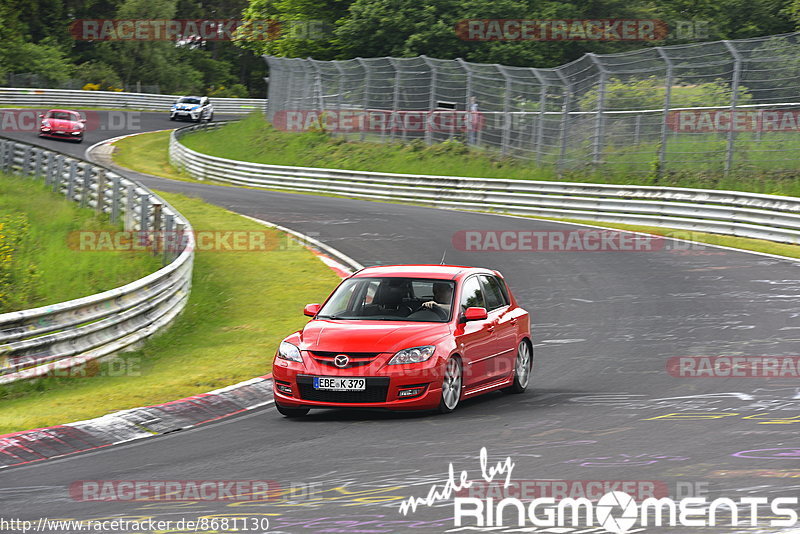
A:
264;32;800;178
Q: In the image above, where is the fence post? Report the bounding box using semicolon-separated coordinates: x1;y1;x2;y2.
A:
723;40;742;176
656;47;674;179
588;54;607;167
555;70;572;173
457;58;476;147
422;56;436;146
356;57;369;142
499;66;512;156
32;148;42;179
388;58;400;143
531;68;548;165
333;61;345;138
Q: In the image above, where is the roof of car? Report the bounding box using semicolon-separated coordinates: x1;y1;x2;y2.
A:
351;264;495;280
47;109;79;114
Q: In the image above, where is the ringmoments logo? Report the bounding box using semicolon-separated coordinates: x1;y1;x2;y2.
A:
399;447;799;532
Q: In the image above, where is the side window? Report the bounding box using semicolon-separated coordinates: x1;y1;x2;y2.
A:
480;276;509;311
460;276;485;313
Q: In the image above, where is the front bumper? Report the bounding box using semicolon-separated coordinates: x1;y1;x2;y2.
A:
272;355;446;411
40;129;82;140
171;110;200;120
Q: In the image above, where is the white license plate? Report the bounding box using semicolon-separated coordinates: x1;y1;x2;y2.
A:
313;377;366;391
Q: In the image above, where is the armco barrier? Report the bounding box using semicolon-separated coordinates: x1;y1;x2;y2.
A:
170;122;800;245
0;136;194;384
0;88;265;114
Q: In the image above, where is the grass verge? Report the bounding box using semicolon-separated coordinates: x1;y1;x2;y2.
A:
180;113;800;197
123;127;800;264
113;130;192;182
0;190;342;434
0;173;161;313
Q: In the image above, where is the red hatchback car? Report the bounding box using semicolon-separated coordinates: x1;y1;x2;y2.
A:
272;265;532;417
39;109;85;143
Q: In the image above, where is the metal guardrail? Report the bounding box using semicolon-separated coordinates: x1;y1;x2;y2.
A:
0;88;265;114
0;136;195;384
171;121;800;245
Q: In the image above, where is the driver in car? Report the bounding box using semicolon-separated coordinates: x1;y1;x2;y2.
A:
421;282;453;313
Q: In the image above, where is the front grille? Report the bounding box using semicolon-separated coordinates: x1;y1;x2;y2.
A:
296;375;389;403
309;351;381;369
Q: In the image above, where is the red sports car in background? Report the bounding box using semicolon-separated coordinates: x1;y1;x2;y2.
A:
272;265;532;417
39;109;85;143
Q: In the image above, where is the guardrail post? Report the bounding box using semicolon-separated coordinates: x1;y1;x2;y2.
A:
0;141;7;172
124;184;135;231
151;201;162;256
32;148;42;180
139;192;150;233
80;163;92;208
95;169;107;214
163;213;175;265
656;47;674;180
110;175;121;223
21;146;30;176
66;160;78;201
723;40;742;176
52;155;64;193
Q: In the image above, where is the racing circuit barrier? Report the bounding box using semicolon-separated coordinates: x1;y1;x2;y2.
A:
0;88;265;114
171;121;800;245
0;136;195;384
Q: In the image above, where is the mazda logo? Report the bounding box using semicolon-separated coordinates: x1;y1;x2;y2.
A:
334;354;350;368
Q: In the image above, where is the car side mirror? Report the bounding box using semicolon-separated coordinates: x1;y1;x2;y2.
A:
80;119;86;123
303;303;320;317
38;114;44;118
463;307;488;321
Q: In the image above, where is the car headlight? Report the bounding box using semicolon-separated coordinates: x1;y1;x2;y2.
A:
277;341;303;363
388;345;436;365
42;120;50;127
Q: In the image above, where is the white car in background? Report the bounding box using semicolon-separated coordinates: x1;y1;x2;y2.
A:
170;96;214;122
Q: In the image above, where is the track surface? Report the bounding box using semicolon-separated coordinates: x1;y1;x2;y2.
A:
1;112;799;533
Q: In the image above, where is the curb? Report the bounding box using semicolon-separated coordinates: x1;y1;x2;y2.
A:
0;138;360;469
0;375;272;469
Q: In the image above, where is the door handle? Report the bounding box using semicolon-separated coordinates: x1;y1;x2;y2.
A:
510;318;518;325
487;325;495;333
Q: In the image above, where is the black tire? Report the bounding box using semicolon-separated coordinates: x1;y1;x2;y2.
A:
275;403;309;418
169;115;176;121
438;356;462;414
503;340;532;394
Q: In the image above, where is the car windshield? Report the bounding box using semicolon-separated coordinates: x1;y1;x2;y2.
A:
46;111;78;121
317;277;455;322
178;97;201;104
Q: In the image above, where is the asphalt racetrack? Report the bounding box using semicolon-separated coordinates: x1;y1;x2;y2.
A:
1;111;799;533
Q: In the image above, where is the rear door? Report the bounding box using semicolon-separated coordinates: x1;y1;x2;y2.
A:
480;275;517;380
455;275;494;387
